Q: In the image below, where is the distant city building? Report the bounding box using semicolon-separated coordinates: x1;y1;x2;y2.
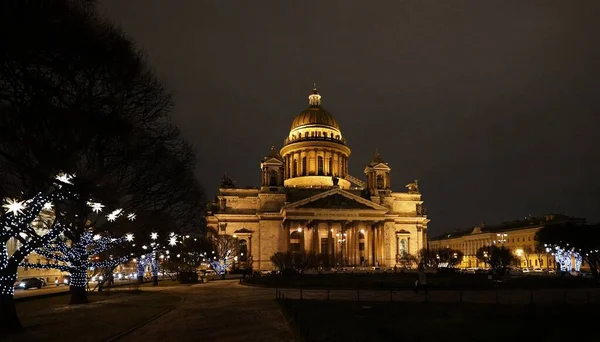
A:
429;214;585;269
207;87;429;271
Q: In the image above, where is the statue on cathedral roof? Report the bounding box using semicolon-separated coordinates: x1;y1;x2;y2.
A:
220;173;236;188
406;180;420;194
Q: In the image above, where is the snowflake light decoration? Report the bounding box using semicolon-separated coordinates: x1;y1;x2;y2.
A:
43;202;53;211
127;213;136;221
125;233;134;242
2;198;27;216
150;232;158;240
55;173;74;185
169;236;178;246
87;201;105;213
106;208;123;222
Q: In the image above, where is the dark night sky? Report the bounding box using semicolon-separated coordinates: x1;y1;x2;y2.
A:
100;0;599;235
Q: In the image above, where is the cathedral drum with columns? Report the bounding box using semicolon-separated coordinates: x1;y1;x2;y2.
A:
207;88;430;271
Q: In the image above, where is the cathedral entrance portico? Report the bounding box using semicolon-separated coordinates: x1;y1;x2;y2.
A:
282;217;386;266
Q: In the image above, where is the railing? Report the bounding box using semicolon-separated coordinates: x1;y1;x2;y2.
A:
275;287;599;305
344;174;366;188
284;135;347;146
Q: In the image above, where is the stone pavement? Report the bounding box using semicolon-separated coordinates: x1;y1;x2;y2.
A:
116;280;294;342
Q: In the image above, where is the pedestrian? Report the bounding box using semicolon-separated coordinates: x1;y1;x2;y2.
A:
394;265;397;273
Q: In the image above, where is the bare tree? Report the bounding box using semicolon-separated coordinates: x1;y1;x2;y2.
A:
207;229;238;276
0;0;205;330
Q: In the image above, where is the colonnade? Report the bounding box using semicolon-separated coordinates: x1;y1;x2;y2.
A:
283;150;348;179
284;220;387;267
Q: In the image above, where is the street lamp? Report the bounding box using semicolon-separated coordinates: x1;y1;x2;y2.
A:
496;233;507;245
336;232;347;266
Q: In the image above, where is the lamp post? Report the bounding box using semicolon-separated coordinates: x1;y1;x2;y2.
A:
496;233;507;245
336;232;347;266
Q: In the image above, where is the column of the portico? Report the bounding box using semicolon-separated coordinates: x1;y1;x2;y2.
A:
364;224;371;266
378;223;384;266
327;222;333;263
353;223;359;265
396;234;400;260
248;236;252;262
371;226;377;266
313;222;319;253
285;221;291;252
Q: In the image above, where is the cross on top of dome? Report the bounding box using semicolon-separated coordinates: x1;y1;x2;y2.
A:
308;84;322;107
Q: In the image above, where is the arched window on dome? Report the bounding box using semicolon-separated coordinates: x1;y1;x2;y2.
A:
293;159;298;177
317;156;324;175
305;132;309;138
302;157;307;176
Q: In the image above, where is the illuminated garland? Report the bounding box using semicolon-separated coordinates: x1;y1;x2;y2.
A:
209;249;232;276
546;244;583;272
21;232;132;288
134;233;180;280
1;191;71;296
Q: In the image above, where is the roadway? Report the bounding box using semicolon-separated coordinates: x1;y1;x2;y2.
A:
115;280;294;342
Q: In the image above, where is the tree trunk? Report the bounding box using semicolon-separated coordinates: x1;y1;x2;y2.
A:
153;275;158;286
69;285;88;304
0;292;22;333
69;270;88;304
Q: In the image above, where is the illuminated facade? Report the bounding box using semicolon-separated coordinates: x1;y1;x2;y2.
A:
207;88;429;270
429;214;585;269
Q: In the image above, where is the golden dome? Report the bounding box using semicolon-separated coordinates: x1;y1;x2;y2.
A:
290;88;340;130
290;107;340;130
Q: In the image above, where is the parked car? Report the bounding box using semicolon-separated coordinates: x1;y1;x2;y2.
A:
55;275;71;286
532;268;544;273
15;278;45;289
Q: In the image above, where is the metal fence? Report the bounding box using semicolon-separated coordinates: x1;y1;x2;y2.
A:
275;287;600;305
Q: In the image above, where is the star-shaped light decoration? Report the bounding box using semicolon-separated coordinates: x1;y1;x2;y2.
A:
127;213;136;221
106;208;123;222
125;233;134;242
55;173;74;185
169;236;178;246
87;201;105;213
43;202;53;211
93;234;101;241
150;232;158;240
2;198;27;216
142;245;148;250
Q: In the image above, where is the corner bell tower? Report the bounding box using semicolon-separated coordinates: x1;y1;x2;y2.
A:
364;151;392;196
260;146;284;190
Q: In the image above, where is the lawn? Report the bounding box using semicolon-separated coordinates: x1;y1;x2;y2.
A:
245;272;597;290
281;299;595;342
2;290;182;342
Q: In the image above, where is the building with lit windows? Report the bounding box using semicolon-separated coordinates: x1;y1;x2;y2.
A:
428;214;586;269
206;87;430;271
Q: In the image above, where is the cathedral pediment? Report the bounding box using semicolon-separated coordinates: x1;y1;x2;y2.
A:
283;188;388;211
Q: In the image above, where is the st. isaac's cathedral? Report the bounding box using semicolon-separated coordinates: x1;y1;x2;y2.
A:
206;88;430;271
